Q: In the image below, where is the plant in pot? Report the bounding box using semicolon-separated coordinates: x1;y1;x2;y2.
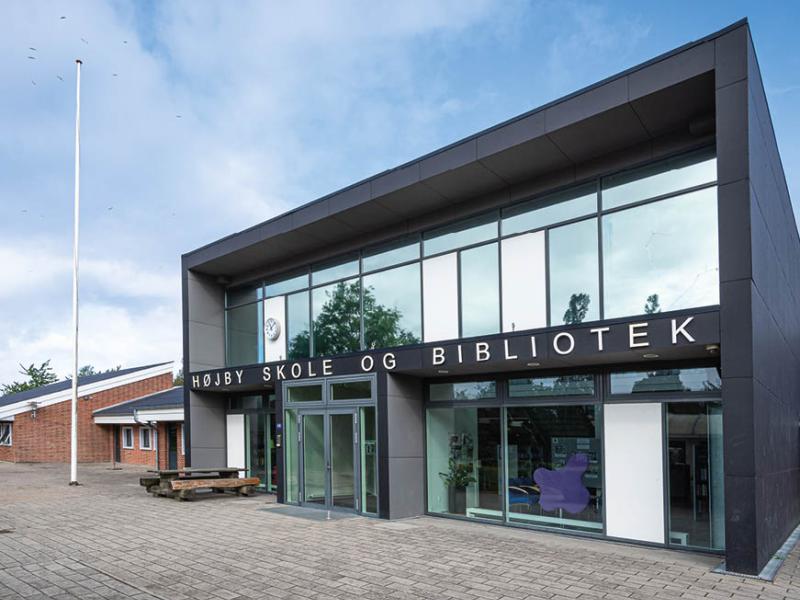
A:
440;458;476;515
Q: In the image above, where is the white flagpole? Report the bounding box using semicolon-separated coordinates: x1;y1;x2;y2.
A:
69;59;82;486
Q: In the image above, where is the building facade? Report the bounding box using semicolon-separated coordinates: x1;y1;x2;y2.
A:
0;363;174;464
182;21;800;576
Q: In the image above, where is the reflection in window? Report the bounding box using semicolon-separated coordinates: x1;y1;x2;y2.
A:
363;263;421;349
508;375;595;398
265;273;308;297
229;395;264;410
225;302;264;366
602;188;719;318
284;410;298;502
286;384;323;403
311;258;359;286
602;148;716;210
423;213;497;256
286;291;310;360
460;243;500;337
429;381;496;402
502;184;597;236
312;279;361;356
549;218;599;325
426;407;502;520
330;380;372;401
506;405;602;532
667;402;724;550
360;406;378;514
362;239;420;273
610;368;721;395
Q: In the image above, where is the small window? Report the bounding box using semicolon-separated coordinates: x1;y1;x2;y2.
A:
508;375;595;398
609;368;721;395
139;427;153;451
229;396;264;410
502;184;597;236
265;272;309;297
0;422;12;446
286;384;323;403
311;257;359;286
121;426;134;449
429;381;496;402
362;238;420;273
423;213;497;256
330;380;372;401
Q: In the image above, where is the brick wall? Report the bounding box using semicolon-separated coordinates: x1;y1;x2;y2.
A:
0;373;173;464
113;422;185;470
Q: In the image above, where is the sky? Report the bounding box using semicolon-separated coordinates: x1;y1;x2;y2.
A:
1;1;798;386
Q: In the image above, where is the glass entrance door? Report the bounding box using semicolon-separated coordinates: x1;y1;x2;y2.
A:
300;411;358;511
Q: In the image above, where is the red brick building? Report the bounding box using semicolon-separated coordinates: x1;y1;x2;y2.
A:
93;387;185;470
0;363;174;465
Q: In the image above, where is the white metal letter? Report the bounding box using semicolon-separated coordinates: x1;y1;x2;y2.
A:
590;327;610;351
553;332;575;355
628;323;650;348
672;317;695;344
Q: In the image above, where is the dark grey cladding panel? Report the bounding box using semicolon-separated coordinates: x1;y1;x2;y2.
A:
373;181;449;217
370;162;421;198
715;26;749;89
546;105;651;163
422;161;506;200
631;72;715;138
327;181;371;213
628;41;715;101
544;78;629;133
328;199;401;232
477;135;572;185
476;111;545;159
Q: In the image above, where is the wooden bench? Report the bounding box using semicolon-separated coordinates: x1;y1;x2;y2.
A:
170;476;261;501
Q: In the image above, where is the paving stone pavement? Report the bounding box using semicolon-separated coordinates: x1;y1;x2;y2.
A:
0;462;797;600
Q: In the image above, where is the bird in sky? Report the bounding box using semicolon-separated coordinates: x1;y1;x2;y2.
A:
113;73;118;77
81;37;88;44
176;115;182;118
31;80;36;86
27;55;36;59
29;47;37;51
57;75;63;81
60;16;66;20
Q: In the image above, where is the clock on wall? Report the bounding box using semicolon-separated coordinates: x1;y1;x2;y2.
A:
265;317;281;341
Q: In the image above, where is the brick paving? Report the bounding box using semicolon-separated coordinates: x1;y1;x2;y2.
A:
0;462;797;599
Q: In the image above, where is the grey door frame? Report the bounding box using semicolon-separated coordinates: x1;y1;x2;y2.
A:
297;408;360;512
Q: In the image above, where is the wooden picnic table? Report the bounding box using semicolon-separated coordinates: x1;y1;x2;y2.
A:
140;467;259;501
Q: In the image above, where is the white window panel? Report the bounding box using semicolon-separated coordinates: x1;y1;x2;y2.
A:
501;232;546;332
264;295;287;361
226;414;246;477
604;403;665;543
139;427;153;450
422;253;458;342
121;426;134;449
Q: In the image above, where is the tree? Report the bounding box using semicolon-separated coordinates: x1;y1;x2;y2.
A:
66;365;121;380
173;368;184;386
644;293;661;315
563;293;591;325
1;360;59;395
287;281;419;357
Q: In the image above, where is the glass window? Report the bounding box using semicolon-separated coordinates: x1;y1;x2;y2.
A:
609;368;721;395
429;381;496;402
501;232;546;333
225;302;264;366
502;185;597;236
602;188;719;319
667;402;724;550
460;243;499;337
508;375;595;398
312;279;361;356
330;380;372;401
286;384;323;403
0;422;11;446
311;257;359;286
284;410;298;503
139;427;152;450
426;407;503;520
549;218;599;325
245;413;267;490
602;148;716;210
506;404;602;532
423;213;497;256
362;239;420;273
286;291;310;360
226;283;262;308
265;273;308;297
121;426;133;449
360;406;378;514
363;263;421;349
422;253;459;342
229;396;264;410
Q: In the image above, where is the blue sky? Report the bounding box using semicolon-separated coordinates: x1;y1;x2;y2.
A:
0;1;798;384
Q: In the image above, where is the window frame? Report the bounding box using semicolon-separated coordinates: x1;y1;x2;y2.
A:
121;426;134;449
0;422;12;446
139;427;153;451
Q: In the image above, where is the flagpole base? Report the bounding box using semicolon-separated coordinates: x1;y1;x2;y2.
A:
69;481;81;486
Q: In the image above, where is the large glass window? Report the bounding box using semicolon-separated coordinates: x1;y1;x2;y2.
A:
602;149;716;210
424;213;497;256
666;402;724;550
286;291;310;360
508;375;595;398
362;239;420;273
265;273;308;297
502;184;597;236
602;188;719;318
549;218;599;325
610;368;721;395
506;405;602;532
330;380;372;402
363;263;421;349
225;302;264;366
460;243;499;337
311;258;359;286
312;279;361;356
426;407;502;520
429;381;496;402
286;384;322;403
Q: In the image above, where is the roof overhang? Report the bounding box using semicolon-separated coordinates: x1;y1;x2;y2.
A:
136;408;184;423
182;21;738;282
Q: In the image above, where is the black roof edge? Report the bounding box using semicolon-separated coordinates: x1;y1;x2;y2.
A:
182;18;748;261
92;386;183;415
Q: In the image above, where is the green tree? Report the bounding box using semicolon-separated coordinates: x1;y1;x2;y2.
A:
67;365;121;380
173;368;184;386
644;293;661;314
287;281;419;357
563;293;591;325
1;360;59;395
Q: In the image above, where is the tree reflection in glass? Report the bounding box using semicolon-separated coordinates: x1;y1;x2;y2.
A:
549;218;599;326
363;263;421;349
308;280;361;357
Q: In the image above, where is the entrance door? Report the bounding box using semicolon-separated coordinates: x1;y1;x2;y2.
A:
114;426;121;463
167;424;178;470
300;411;358;511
